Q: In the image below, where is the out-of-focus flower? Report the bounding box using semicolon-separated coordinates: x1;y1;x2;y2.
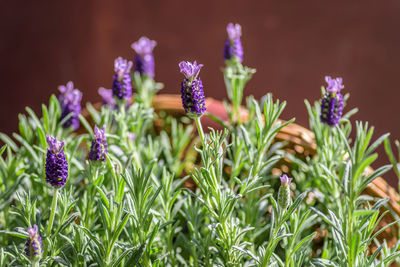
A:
224;23;243;63
88;125;108;162
24;225;43;261
112;57;133;100
58;81;82;130
98;87;116;108
131;37;157;78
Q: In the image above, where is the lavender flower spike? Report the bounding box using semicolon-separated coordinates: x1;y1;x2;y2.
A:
98;87;116;108
58;81;82;130
278;174;292;210
320;76;344;126
25;225;43;261
89;125;108;162
112;57;133;100
224;23;243;63
45;135;68;188
131;36;157;78
179;61;206;117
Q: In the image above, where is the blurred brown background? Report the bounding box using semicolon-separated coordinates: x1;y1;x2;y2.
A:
1;0;399;185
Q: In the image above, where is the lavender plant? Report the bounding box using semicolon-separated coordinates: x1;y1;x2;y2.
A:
0;24;399;267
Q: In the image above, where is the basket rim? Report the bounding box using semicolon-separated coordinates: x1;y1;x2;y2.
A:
152;94;400;216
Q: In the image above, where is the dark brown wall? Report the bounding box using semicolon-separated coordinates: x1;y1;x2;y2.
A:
1;0;400;185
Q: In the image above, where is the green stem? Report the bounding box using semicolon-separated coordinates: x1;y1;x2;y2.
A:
85;165;99;226
195;117;205;145
31;261;40;267
47;188;59;237
142;253;151;266
262;210;284;266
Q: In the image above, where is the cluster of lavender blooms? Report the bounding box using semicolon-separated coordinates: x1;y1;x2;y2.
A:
224;23;243;63
132;37;157;78
88;125;108;162
320;76;344;126
24;225;43;261
45;135;68;188
179;61;206;117
58;81;82;130
96;36;158;109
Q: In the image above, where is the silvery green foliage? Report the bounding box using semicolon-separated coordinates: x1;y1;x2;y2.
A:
385;139;400;191
0;74;399;266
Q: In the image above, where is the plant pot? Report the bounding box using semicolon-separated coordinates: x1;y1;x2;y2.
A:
151;94;400;251
152;94;400;213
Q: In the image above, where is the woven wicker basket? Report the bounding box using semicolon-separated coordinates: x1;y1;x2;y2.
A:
152;94;400;249
153;94;400;212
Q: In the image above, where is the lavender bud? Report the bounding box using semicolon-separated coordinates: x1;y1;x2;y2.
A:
278;174;292;210
58;81;82;130
128;132;136;141
320;76;344;127
24;225;43;261
112;57;133;100
131;36;157;78
88;125;108;162
45;135;68;188
224;23;243;63
98;87;116;108
179;61;206;117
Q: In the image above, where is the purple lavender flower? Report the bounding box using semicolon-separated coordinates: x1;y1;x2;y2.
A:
280;174;293;187
224;23;243;63
112;57;133;100
128;132;136;142
45;135;68;188
58;81;82;130
278;174;292;210
24;225;43;261
320;76;344;127
179;61;206;117
131;37;157;78
88;125;108;162
98;87;116;108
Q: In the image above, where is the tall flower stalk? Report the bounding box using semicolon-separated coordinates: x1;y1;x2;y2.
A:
45;135;68;237
222;23;255;125
179;60;206;144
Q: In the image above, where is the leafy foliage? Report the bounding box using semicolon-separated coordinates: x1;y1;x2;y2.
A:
0;57;399;267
